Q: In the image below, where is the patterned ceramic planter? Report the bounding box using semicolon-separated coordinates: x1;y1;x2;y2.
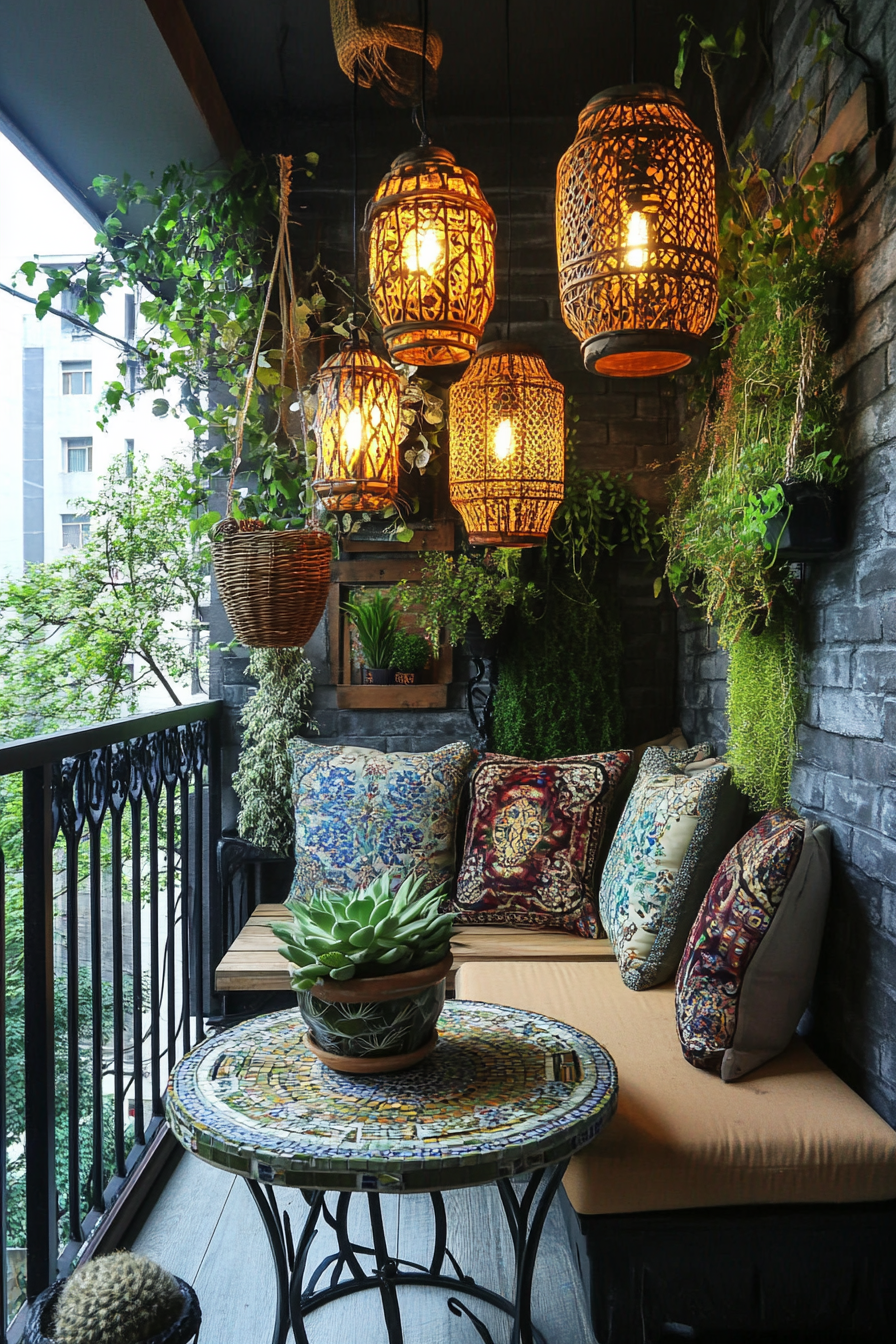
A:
297;953;452;1073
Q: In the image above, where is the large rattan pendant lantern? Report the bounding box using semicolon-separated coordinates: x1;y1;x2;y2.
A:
312;337;401;511
449;342;565;546
365;145;497;365
556;83;718;377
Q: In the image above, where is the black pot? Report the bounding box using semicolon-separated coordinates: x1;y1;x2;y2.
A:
764;481;846;560
362;667;393;684
25;1275;201;1344
463;615;501;660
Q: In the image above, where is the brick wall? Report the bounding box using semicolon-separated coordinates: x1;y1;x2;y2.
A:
678;0;896;1122
211;110;682;822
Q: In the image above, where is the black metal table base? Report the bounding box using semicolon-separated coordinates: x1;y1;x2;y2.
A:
246;1162;567;1344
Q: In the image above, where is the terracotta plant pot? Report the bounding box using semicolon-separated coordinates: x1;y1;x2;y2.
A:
297;952;452;1072
765;481;846;560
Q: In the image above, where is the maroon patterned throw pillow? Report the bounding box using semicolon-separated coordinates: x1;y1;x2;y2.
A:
447;750;633;938
676;808;831;1081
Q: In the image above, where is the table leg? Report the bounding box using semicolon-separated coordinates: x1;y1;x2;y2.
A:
496;1161;569;1344
245;1178;294;1344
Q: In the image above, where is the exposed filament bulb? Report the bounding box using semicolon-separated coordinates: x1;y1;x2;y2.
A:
341;407;365;461
625;211;649;269
493;419;515;461
402;226;443;276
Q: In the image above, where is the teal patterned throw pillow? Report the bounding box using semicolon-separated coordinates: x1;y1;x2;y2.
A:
287;738;476;901
599;747;746;991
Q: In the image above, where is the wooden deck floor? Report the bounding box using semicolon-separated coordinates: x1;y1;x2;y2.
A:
129;1149;597;1344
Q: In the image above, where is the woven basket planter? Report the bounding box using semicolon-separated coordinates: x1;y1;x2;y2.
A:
212;529;331;648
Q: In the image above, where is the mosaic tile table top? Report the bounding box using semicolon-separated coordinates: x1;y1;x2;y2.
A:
166;1000;618;1193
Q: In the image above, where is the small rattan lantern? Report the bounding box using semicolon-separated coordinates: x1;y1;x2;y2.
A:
312;339;400;512
365;146;497;366
556;83;718;377
449;342;565;546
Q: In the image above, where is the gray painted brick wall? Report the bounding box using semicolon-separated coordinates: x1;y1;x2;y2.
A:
678;0;896;1122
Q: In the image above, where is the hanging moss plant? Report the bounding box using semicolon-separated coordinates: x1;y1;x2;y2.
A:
232;647;316;855
726;616;803;811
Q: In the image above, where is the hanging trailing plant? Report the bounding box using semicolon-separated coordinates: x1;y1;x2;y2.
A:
661;14;851;808
232;648;317;856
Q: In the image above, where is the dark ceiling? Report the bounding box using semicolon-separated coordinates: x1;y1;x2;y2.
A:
183;0;763;151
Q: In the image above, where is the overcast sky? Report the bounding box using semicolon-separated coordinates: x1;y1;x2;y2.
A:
0;131;97;275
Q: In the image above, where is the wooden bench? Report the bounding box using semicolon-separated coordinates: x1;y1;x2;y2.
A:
214;903;615;996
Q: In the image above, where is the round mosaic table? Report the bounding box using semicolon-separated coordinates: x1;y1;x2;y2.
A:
166;999;617;1344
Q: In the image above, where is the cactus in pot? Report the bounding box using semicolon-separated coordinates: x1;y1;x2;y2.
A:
272;870;457;1068
26;1252;200;1344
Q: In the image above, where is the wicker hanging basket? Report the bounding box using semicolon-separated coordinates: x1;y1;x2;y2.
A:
212;529;331;648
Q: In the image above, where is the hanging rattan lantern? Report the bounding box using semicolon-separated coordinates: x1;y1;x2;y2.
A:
312;339;401;512
365;146;497;366
556;83;718;377
449;342;565;546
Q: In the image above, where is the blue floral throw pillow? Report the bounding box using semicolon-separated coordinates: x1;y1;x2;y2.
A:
287;738;475;901
599;747;746;991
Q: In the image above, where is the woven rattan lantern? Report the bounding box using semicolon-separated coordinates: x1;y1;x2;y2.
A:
557;83;718;377
312;340;400;512
365;146;497;366
449;342;565;546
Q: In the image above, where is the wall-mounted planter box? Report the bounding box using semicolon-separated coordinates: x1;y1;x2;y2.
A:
764;481;846;561
328;557;453;710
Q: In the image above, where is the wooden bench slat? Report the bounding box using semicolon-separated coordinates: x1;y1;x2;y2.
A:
216;904;614;994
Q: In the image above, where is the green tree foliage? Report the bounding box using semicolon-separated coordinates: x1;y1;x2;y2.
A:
232;648;317;856
0;451;207;739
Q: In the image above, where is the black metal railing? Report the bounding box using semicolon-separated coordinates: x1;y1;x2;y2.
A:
0;701;223;1340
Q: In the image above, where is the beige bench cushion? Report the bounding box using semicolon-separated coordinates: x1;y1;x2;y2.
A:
456;959;896;1216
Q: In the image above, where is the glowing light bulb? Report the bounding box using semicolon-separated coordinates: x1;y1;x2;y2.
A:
625;211;649;269
402;226;443;276
341;407;364;461
493;419;515;461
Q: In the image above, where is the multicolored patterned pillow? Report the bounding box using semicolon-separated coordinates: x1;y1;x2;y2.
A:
446;750;633;938
599;747;746;990
676;810;831;1081
287;738;475;901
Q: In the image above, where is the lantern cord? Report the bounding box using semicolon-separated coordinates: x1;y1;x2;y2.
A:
352;56;361;347
416;0;430;146
630;0;637;84
505;0;513;340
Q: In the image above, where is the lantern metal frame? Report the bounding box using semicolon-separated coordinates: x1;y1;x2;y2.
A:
312;339;401;513
365;146;497;366
449;341;565;547
556;82;718;378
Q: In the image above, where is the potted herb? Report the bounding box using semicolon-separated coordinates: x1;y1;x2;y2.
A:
398;551;535;654
390;630;431;685
25;1252;200;1344
343;589;399;684
272;870;456;1072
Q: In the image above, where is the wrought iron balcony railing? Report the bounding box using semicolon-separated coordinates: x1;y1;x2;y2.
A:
0;700;223;1341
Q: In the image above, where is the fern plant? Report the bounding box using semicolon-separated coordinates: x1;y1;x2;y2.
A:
232;647;316;855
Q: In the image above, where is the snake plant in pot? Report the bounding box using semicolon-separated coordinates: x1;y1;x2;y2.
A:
272;870;456;1072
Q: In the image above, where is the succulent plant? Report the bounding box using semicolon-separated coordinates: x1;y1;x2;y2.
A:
272;870;455;991
52;1252;183;1344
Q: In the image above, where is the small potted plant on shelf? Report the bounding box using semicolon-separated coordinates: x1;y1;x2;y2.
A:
398;550;535;657
390;630;432;685
25;1252;201;1344
343;589;399;684
272;870;456;1073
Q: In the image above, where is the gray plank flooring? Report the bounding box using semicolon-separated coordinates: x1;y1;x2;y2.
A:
130;1151;597;1344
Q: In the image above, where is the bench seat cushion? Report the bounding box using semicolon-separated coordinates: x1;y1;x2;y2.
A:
455;959;896;1216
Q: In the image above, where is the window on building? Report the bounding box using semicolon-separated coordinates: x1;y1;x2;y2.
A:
61;361;92;395
124;292;136;343
125;439;135;477
59;287;90;339
63;437;93;472
61;514;90;548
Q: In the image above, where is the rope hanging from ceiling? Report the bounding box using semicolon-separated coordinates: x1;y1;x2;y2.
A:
328;0;442;106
